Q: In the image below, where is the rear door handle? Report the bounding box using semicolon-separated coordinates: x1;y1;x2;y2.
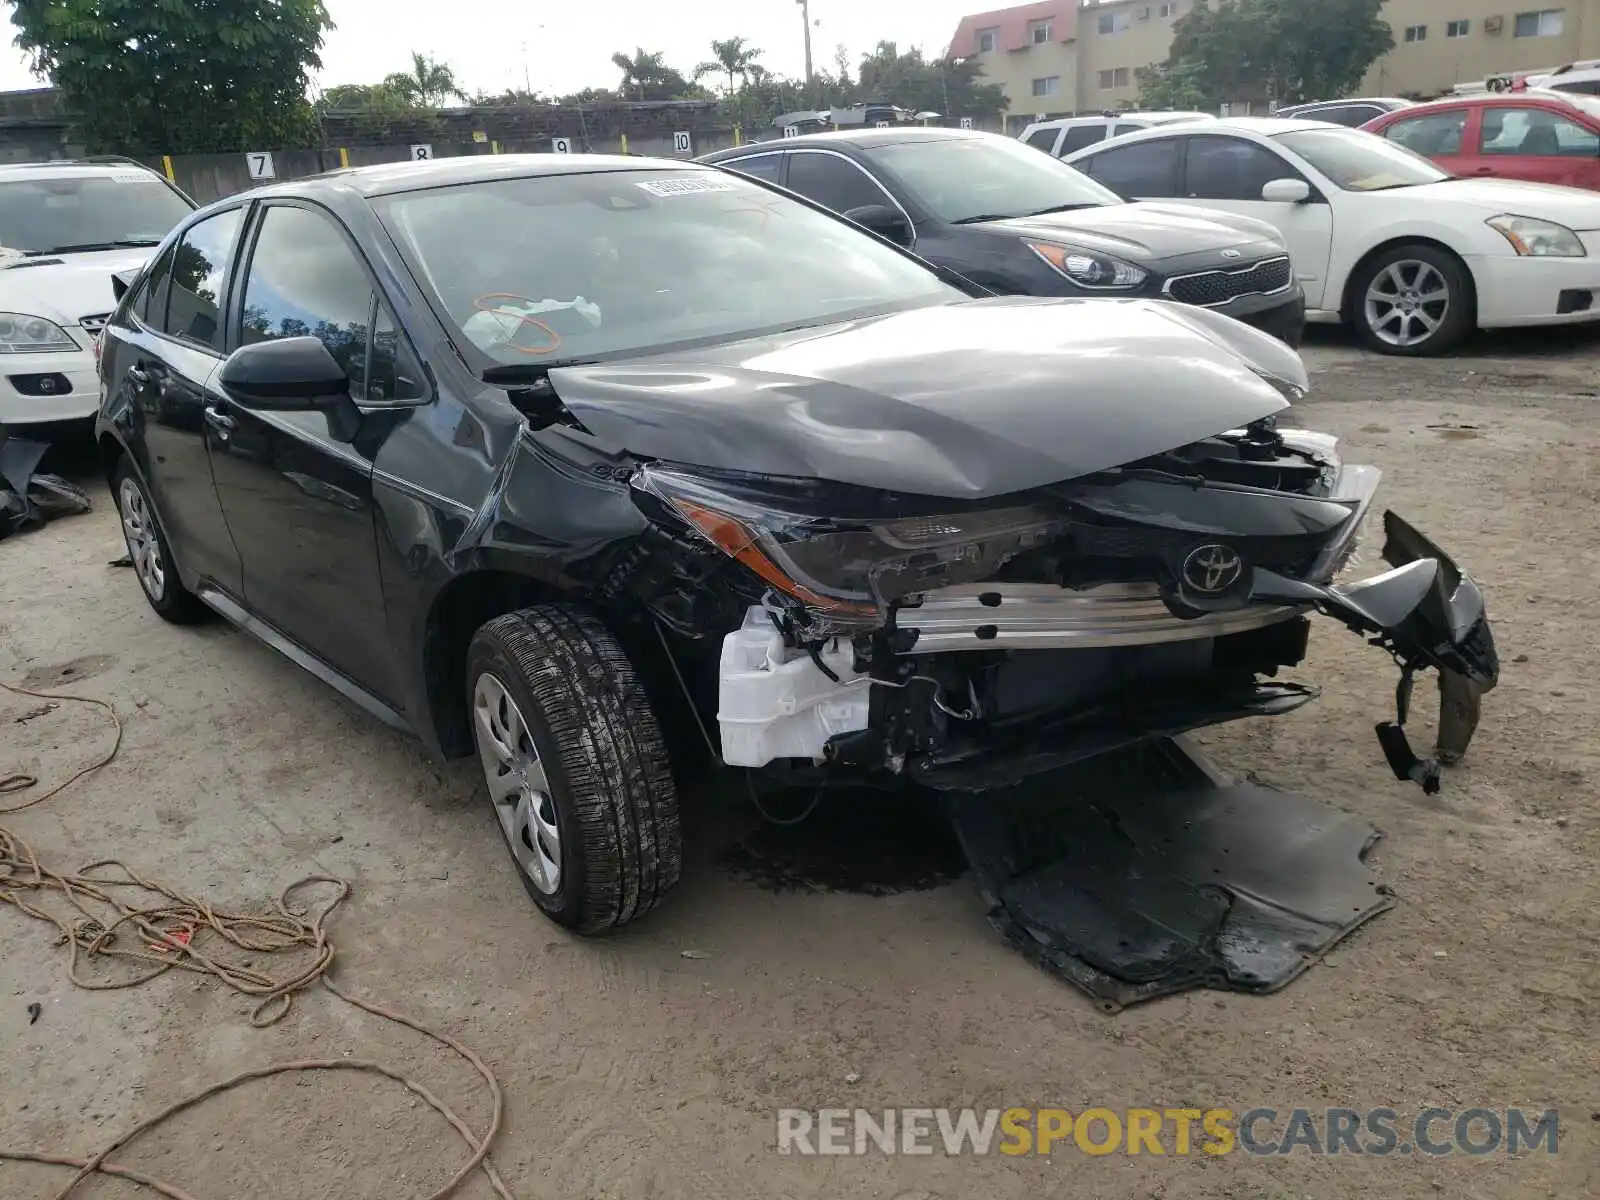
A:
127;364;150;384
203;405;235;436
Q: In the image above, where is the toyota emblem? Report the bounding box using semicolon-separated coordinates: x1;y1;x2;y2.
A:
1182;544;1244;594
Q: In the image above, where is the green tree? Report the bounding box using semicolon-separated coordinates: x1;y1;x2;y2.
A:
1144;0;1392;109
695;37;763;95
391;51;467;107
855;42;1006;121
12;0;331;154
1134;61;1213;110
609;47;692;101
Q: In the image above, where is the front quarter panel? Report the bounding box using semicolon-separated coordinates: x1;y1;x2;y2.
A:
1323;192;1504;314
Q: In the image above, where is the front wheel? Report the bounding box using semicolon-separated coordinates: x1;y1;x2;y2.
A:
466;606;681;933
1350;244;1473;356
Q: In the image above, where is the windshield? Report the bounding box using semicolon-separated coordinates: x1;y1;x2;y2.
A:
1555;91;1600;121
375;168;958;367
863;135;1121;223
1273;128;1450;191
0;175;192;255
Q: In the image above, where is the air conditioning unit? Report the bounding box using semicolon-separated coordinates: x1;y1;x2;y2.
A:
1484;14;1504;34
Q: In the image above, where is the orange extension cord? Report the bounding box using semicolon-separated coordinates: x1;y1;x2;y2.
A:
0;678;518;1200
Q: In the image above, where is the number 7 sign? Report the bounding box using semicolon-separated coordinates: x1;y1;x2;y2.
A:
245;152;276;181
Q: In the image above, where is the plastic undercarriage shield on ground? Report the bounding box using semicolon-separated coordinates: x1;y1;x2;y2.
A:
944;735;1394;1011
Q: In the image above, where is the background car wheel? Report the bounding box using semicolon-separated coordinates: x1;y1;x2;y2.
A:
466;605;682;933
1350;244;1473;357
113;460;208;624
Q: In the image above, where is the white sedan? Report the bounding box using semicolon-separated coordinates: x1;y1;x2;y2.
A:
1063;117;1600;355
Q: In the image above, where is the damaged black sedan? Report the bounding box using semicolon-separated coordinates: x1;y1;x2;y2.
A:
95;155;1497;969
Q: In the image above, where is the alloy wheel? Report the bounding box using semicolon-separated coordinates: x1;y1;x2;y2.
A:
472;672;562;894
118;477;166;601
1363;259;1450;349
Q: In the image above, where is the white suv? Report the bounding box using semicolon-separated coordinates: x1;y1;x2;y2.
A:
1017;111;1214;157
0;160;194;429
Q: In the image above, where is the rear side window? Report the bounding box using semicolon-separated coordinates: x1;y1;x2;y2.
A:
161;208;242;351
1059;124;1108;154
723;154;783;183
135;244;176;327
1082;139;1182;197
1481;106;1600;155
1024;127;1061;151
1184;136;1300;200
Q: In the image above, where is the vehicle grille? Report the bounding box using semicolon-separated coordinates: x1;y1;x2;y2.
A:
1164;256;1293;308
78;312;112;335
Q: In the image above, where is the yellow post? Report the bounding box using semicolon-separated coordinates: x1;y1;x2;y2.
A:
619;132;629;155
160;155;175;183
734;124;743;146
338;147;349;168
491;140;500;154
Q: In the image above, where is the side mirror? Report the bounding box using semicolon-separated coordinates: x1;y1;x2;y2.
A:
1261;178;1312;203
843;203;914;246
111;268;138;303
219;336;361;441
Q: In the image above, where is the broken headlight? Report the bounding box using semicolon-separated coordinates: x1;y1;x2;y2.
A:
635;465;1066;627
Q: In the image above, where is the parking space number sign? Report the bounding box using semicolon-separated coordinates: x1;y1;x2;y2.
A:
783;125;801;138
673;131;693;155
409;144;433;160
959;117;973;130
551;137;572;154
246;152;276;181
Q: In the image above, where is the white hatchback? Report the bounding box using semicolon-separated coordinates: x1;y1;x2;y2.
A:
0;161;194;427
1064;117;1600;354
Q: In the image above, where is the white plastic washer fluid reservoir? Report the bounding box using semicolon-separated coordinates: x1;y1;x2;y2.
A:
717;607;872;768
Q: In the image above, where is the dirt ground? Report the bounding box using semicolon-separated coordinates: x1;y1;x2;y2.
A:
2;327;1598;1200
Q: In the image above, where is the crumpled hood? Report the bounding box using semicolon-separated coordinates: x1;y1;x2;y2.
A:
980;201;1285;260
0;248;152;325
547;296;1307;500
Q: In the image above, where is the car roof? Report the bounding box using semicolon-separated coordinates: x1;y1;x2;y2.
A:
1282;97;1410;109
1374;87;1587;115
1024;111;1210;129
701;127;990;158
241;153;712;201
1068;116;1332;148
0;161;168;183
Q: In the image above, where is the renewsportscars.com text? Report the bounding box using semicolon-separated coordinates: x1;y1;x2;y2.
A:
775;1107;1560;1157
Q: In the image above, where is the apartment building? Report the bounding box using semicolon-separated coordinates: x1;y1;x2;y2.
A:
950;0;1600;122
1360;0;1600;94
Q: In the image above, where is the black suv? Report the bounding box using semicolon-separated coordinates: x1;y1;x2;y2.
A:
95;154;1495;941
700;127;1306;345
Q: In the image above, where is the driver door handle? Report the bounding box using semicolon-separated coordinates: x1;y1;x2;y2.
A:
126;364;150;384
204;405;235;436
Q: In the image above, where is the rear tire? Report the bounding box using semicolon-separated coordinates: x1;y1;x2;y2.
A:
466;606;681;933
113;459;208;624
1349;243;1473;357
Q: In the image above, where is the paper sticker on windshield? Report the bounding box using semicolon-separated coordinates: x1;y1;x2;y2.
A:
635;177;739;197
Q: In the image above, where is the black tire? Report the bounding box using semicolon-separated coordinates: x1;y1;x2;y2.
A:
465;606;681;933
1348;243;1474;357
112;459;208;625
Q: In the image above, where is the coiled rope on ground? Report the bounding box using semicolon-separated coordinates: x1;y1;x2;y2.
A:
0;677;517;1200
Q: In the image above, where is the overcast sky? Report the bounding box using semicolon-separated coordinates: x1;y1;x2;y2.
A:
0;0;980;96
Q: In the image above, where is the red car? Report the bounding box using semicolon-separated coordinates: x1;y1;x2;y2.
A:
1363;90;1600;191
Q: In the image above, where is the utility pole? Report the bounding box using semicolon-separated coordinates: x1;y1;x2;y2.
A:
796;0;814;85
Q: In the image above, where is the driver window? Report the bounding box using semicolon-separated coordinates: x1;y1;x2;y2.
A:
1481;106;1599;156
1383;111;1467;156
1184;136;1301;200
240;204;422;403
785;153;891;213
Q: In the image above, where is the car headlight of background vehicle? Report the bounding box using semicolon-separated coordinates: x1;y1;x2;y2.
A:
1485;214;1585;257
635;465;1067;627
0;312;76;354
1025;241;1148;288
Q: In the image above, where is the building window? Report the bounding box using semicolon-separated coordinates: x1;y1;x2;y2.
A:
1097;67;1131;88
1159;1;1178;14
1030;19;1053;43
977;26;998;52
1404;24;1427;41
1446;18;1470;36
1098;10;1131;34
1513;8;1564;36
1032;75;1063;97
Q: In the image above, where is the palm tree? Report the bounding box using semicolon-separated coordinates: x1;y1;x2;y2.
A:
694;37;763;95
402;52;467;107
611;48;669;100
